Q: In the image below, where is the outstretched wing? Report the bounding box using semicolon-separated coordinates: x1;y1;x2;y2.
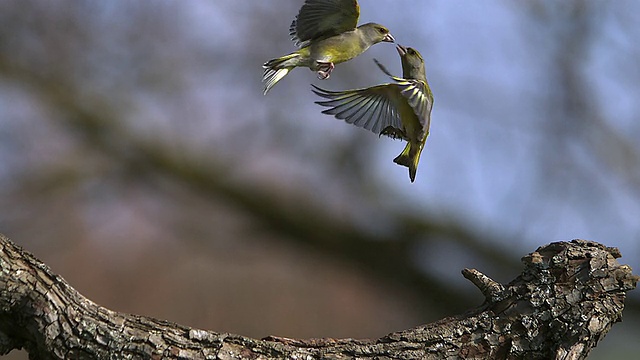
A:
290;0;360;47
312;83;405;136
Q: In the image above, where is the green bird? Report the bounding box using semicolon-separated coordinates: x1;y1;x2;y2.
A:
262;0;395;95
312;45;433;182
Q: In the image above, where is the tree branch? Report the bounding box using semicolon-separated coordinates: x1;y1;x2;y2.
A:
0;233;636;359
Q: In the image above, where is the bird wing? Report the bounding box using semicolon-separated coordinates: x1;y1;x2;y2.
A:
312;83;404;136
290;0;360;47
395;79;433;135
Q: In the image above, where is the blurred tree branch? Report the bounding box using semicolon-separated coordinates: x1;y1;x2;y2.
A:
0;234;636;359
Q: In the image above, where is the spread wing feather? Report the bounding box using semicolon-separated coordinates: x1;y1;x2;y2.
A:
312;83;404;136
313;60;433;137
290;0;360;47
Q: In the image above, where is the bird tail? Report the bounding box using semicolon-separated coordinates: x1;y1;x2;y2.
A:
262;53;301;95
393;142;424;183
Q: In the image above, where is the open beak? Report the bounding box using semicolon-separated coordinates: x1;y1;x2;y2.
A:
383;33;395;43
396;44;407;56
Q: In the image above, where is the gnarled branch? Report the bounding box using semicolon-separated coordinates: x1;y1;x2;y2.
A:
0;233;637;359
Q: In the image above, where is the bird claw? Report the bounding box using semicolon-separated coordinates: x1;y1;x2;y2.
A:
380;126;406;140
317;71;331;80
316;62;335;80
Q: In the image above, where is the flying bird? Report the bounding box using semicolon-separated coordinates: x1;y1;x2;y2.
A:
312;45;433;182
262;0;395;95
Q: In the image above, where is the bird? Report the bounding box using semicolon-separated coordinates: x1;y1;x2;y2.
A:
262;0;395;95
312;44;433;182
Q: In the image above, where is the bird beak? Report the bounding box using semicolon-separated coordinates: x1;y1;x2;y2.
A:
396;44;407;56
383;33;395;43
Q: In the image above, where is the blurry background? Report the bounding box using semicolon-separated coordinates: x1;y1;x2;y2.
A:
0;1;638;359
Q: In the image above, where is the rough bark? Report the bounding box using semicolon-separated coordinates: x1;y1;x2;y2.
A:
0;233;637;360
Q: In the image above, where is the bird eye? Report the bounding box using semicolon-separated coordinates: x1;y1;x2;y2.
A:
378;27;387;33
408;49;415;55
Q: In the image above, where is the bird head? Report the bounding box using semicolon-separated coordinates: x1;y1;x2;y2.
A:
359;23;395;44
396;44;426;81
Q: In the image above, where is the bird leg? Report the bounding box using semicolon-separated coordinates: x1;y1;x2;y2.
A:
316;61;335;80
380;126;407;140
